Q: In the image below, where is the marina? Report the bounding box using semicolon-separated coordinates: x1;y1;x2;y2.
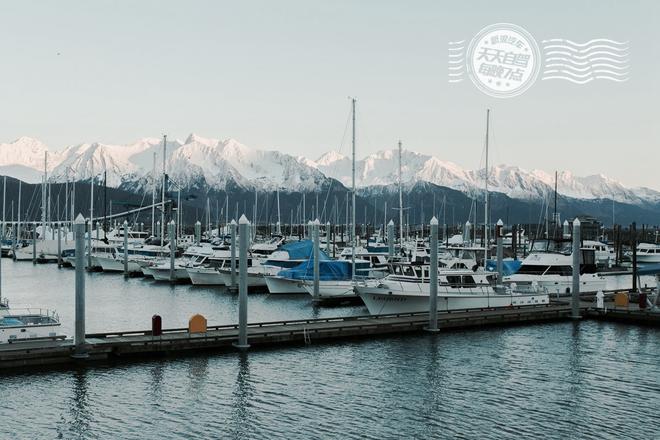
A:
1;2;659;438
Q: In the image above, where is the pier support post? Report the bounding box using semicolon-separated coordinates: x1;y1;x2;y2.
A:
325;221;331;254
496;219;504;286
235;215;250;349
156;220;161;239
57;222;62;268
123;220;129;277
12;223;17;261
313;220;320;300
631;222;638;292
427;217;439;332
95;221;100;241
73;214;88;358
0;222;3;300
169;220;176;282
230;219;237;291
571;218;581;319
32;225;36;264
387;220;395;258
87;220;92;270
464;220;471;245
195;221;201;245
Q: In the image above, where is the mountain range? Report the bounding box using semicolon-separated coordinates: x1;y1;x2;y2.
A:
0;134;658;208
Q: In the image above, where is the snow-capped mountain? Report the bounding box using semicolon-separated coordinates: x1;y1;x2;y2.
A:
310;149;660;204
0;135;657;205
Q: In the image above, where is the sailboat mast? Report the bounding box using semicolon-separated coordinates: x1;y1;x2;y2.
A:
398;140;404;246
553;170;558;238
151;152;156;235
351;97;356;280
2;176;5;227
17;181;21;244
161;135;167;246
42;152;47;239
90;159;94;240
484;109;490;261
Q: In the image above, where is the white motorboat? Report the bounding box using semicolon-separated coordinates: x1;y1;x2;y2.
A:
0;306;63;343
503;239;607;296
265;275;309;294
356;264;548;315
636;243;660;264
187;265;226;285
144;244;216;282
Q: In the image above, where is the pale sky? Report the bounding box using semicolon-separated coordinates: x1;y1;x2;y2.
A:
0;0;658;189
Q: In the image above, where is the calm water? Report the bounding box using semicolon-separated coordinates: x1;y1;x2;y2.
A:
1;261;659;439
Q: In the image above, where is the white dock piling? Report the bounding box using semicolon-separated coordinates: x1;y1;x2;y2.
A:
572;218;581;319
387;220;395;258
313;220;320;299
169;220;176;282
427;217;439;332
230;219;237;291
123;220;129;277
57;222;62;268
235;215;250;349
496;219;504;285
73;214;88;358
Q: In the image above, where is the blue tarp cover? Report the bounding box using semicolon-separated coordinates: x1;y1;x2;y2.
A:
279;240;331;261
485;259;522;276
278;259;354;281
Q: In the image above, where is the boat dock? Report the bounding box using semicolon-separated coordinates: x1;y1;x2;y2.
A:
2;301;657;371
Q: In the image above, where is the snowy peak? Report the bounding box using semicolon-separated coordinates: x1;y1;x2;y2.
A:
0;136;50;171
315;150;348;166
0;135;657;204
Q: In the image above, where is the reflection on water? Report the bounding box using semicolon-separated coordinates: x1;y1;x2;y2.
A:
0;263;658;439
230;353;255;439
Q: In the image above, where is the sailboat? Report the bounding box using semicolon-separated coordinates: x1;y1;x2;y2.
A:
302;97;360;300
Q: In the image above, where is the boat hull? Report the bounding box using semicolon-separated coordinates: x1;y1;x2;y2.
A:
187;268;225;285
302;280;357;299
149;266;191;282
218;270;267;288
356;286;549;315
265;276;308;294
97;255;142;273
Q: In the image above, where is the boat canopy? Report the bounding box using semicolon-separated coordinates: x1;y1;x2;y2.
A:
278;240;331;261
278;259;368;281
485;259;522;276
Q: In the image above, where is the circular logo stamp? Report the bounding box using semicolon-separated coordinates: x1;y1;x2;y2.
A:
466;23;541;98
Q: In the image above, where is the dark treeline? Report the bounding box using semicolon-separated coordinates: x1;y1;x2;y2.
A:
0;176;658;238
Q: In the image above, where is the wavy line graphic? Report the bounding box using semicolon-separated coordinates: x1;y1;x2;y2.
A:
544;63;629;73
448;42;466;82
541;38;629;47
544;56;629;67
541;38;630;83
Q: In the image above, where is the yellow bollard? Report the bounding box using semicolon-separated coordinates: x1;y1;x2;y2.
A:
188;314;207;334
